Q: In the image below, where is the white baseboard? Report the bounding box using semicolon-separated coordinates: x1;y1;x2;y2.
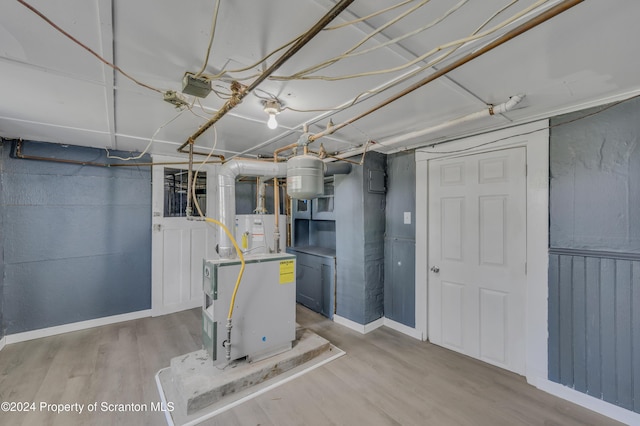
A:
532;376;640;425
5;309;151;345
383;318;423;340
0;336;5;352
332;315;424;340
333;315;384;334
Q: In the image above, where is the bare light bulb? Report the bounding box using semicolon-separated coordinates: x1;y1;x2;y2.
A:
267;113;278;129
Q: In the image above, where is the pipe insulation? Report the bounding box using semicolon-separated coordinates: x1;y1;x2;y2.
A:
380;94;525;147
217;160;287;258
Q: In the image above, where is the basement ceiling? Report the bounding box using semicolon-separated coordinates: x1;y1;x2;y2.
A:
1;0;639;160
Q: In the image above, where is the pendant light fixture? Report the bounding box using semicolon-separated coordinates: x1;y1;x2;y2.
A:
263;99;282;130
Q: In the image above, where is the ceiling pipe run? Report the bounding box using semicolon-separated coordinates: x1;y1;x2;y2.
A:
307;0;584;144
216;157;352;259
177;0;355;154
375;94;525;151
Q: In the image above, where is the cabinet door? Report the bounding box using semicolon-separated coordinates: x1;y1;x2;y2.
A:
295;253;323;313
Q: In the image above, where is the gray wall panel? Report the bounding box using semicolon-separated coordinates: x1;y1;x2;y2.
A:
549;254;640;411
599;258;617;405
1;141;152;334
585;257;601;396
0;143;3;340
558;255;574;387
633;262;640;413
335;152;386;325
615;261;633;410
572;256;587;393
550;98;640;253
384;151;415;327
548;255;560;382
385;238;415;327
335;168;365;323
549;99;640;413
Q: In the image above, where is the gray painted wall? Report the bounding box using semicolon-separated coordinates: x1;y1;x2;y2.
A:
384;151;415;327
0;141;4;340
549;253;640;412
548;97;640;413
335;152;386;324
1;141;152;334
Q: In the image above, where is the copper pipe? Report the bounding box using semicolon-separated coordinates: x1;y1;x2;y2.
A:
189;150;225;160
273;142;298;163
309;0;584;142
186;142;194;216
178;0;354;153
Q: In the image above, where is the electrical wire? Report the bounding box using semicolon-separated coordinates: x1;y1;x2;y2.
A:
200;0;415;82
17;0;163;94
105;109;186;161
269;0;521;116
277;0;434;80
194;0;222;78
189;127;246;326
324;0;417;30
273;0;548;81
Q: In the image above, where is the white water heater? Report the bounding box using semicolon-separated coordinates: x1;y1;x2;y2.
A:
286;154;324;199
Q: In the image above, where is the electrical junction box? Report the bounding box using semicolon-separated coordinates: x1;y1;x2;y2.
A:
182;72;212;98
202;253;296;365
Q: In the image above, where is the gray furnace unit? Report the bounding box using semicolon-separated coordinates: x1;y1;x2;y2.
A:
202;253;296;365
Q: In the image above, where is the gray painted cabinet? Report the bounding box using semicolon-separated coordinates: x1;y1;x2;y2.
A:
287;247;336;319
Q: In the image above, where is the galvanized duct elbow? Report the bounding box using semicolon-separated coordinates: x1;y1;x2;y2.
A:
217;160;287;258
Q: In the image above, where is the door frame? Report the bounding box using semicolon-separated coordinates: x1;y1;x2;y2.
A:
151;155;218;317
415;120;549;385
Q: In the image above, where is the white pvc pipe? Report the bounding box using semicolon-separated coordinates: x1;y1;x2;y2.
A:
381;94;525;147
217;160;287;258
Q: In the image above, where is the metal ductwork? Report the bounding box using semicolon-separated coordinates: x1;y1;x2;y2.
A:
217;160;287;258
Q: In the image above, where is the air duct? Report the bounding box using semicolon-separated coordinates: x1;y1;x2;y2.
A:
217;160;287;258
216;156;352;258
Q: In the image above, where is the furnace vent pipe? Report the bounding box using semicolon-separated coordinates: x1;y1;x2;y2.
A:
217;160;287;258
324;161;352;176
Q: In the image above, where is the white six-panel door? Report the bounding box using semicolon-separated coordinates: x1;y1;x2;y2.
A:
428;147;526;374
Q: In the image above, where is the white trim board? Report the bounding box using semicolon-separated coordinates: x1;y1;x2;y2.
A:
415;120;550;383
532;377;640;426
333;315;384;334
332;315;423;340
4;309;151;345
0;336;5;352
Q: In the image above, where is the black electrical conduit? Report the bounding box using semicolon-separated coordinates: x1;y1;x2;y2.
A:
6;139;223;168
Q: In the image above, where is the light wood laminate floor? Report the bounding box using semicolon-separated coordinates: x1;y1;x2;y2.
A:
0;306;624;426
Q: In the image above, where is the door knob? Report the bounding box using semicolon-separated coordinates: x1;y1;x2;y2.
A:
430;266;440;273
